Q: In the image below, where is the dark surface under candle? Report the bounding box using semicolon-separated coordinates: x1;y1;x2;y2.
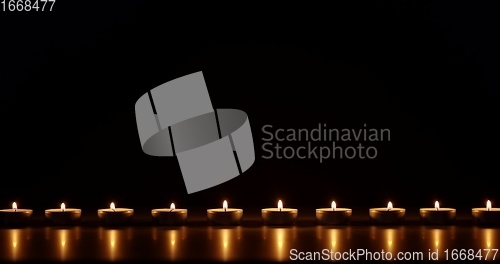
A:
0;210;498;263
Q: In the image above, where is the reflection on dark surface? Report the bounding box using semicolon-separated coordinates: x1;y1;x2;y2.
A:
0;226;499;261
262;227;297;261
208;226;242;261
151;226;187;261
316;226;351;254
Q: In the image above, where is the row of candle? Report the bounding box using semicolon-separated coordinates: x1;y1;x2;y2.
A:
1;200;499;226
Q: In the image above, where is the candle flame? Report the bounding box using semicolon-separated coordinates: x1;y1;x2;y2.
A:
435;201;440;210
170;203;175;211
12;202;17;211
278;200;283;211
223;200;228;212
332;201;336;211
110;202;116;212
61;203;66;212
487;200;492;211
387;201;393;210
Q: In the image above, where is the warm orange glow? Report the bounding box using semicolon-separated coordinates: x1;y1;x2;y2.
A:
329;229;338;249
170;203;175;211
387;201;393;210
110;202;116;211
433;229;441;248
486;228;491;247
12;202;17;211
487;200;492;211
277;229;283;248
278;200;283;211
61;203;66;212
435;201;440;210
386;229;394;247
223;200;228;211
332;201;336;211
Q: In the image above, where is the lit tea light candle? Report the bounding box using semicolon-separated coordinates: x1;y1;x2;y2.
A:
420;201;456;225
97;202;134;225
45;203;82;225
262;200;298;225
316;201;352;225
369;201;405;224
472;200;500;226
152;203;188;225
207;200;243;225
0;202;33;226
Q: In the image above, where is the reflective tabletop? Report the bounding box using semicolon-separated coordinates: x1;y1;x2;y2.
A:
0;215;498;262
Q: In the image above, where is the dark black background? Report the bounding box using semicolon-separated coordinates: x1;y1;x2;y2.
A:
0;1;499;216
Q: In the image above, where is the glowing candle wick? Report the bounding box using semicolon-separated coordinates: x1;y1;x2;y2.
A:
223;200;228;212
